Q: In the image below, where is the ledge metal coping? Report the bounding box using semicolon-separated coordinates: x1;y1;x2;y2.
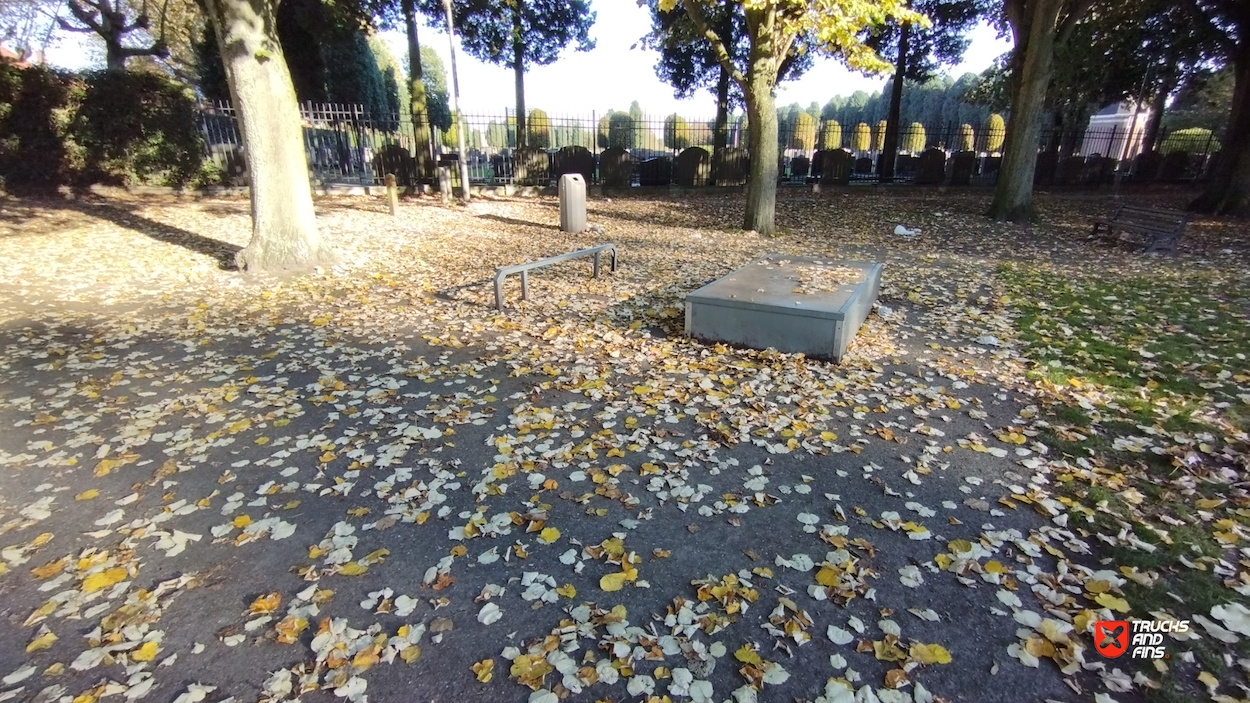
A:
493;244;617;311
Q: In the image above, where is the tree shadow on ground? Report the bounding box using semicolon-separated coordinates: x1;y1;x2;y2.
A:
475;213;552;229
10;199;243;270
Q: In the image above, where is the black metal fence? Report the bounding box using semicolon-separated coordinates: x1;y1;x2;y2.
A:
197;103;1222;188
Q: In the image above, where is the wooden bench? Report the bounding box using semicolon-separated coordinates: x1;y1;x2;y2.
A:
493;244;617;310
1090;205;1190;253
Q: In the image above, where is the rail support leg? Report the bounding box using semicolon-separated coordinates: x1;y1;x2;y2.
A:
521;270;529;301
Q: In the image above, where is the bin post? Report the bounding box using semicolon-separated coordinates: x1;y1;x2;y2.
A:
559;173;587;233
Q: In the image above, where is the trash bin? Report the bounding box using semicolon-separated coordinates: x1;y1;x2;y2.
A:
558;173;586;233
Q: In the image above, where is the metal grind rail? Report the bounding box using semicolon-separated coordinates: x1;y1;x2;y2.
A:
494;244;618;311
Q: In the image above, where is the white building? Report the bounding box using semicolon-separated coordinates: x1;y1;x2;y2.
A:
1082;102;1151;159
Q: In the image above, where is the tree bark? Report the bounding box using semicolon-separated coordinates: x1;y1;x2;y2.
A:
402;0;434;183
988;0;1063;223
742;7;779;235
512;0;527;150
713;65;730;153
1191;53;1250;217
1140;72;1175;155
203;0;332;271
878;22;909;184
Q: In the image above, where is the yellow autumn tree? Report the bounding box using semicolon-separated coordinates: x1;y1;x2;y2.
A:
671;0;926;235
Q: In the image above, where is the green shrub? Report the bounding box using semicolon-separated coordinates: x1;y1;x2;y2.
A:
1159;128;1219;155
74;70;207;186
0;63;83;192
0;63;209;190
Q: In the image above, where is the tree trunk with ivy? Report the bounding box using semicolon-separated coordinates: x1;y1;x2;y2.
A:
402;0;434;183
203;0;333;272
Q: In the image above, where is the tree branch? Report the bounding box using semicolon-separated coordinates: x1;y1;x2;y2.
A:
1056;0;1098;46
680;0;746;91
63;0;104;33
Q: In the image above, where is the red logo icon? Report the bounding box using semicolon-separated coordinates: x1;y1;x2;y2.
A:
1094;620;1129;658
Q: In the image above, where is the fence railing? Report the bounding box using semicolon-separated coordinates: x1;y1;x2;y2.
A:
197;103;1222;189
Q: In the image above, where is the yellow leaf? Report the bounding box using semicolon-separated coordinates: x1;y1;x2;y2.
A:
815;567;840;587
131;641;158;662
600;572;628;592
983;560;1004;574
82;567;128;593
538;527;561;544
352;645;381;671
734;644;762;666
948;539;973;553
1094;593;1131;613
555;584;576;599
31;559;65;580
339;562;369;576
1197;671;1219;691
232;515;252;529
450;545;467;557
873;640;908;662
275;616;308;644
26;631;57;653
909;643;952;665
347;507;370;517
400;645;421;663
255;437;270;445
75;489;99;501
934;554;953;570
249;592;282;614
820;431;838;441
472;658;494;683
360;548;389;565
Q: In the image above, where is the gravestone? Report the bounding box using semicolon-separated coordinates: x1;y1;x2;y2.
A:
490;154;512;182
639;157;672;186
914;148;946;185
372;143;415;186
553;146;594;182
514;147;549;186
685;254;883;363
1034;152;1059;185
894;155;919;178
810;151;824;180
949;151;976;186
853;156;873;175
1057;155;1085;185
1158;151;1189;181
1131;151;1163;182
675;147;711;187
790;155;810;180
599;148;632;187
713;147;748;186
981;156;1002;181
818;149;852;185
1086;156;1116;184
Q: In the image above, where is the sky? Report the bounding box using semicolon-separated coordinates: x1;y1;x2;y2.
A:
381;1;1012;119
42;0;1012;119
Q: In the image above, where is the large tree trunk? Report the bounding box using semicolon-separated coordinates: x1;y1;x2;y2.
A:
402;0;434;183
204;0;332;272
988;0;1063;223
1192;53;1250;217
878;22;909;184
741;6;782;235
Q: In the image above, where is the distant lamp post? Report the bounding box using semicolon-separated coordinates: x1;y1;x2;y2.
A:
443;0;471;204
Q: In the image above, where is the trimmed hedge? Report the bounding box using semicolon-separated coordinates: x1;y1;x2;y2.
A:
0;62;213;192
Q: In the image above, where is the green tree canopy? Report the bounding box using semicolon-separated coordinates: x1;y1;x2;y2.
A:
664;113;690;150
791;111;816;151
851;122;871;152
527;108;551;148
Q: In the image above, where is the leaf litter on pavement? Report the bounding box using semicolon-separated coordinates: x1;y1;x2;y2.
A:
0;189;1247;703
